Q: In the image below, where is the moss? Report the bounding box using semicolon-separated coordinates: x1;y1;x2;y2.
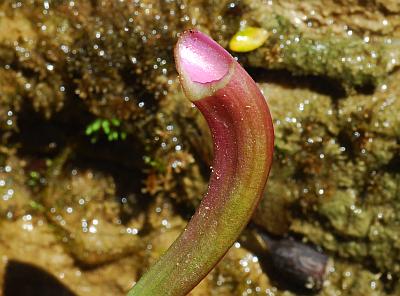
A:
43;162;145;266
321;261;384;296
0;0;399;294
290;171;400;275
255;75;400;287
318;189;373;238
206;244;284;296
0;151;32;220
259;35;389;89
0;69;24;135
253;171;298;235
239;8;398;90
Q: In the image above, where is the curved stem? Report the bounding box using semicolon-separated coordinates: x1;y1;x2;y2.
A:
128;30;274;296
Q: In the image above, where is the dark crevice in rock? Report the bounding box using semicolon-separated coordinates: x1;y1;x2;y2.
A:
4;260;76;296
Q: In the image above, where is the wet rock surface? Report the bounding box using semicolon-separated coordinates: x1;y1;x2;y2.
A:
0;0;399;295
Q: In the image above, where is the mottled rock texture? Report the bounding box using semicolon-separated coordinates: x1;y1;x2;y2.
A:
0;0;399;295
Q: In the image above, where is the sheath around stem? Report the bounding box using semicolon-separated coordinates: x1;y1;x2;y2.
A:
128;30;274;296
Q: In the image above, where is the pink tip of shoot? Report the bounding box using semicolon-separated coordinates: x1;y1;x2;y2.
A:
176;30;232;84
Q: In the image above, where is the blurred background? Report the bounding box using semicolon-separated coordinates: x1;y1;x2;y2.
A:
0;0;399;295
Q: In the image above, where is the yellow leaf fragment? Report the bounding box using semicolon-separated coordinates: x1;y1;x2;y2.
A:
229;27;268;53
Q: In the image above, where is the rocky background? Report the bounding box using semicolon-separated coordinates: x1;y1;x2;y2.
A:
0;0;399;295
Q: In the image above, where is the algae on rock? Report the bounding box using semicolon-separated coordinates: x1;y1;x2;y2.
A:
0;0;400;295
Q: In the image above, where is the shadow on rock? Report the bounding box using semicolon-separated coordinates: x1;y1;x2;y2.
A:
3;260;76;296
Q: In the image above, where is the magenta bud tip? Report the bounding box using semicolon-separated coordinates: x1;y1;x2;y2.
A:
175;30;232;84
